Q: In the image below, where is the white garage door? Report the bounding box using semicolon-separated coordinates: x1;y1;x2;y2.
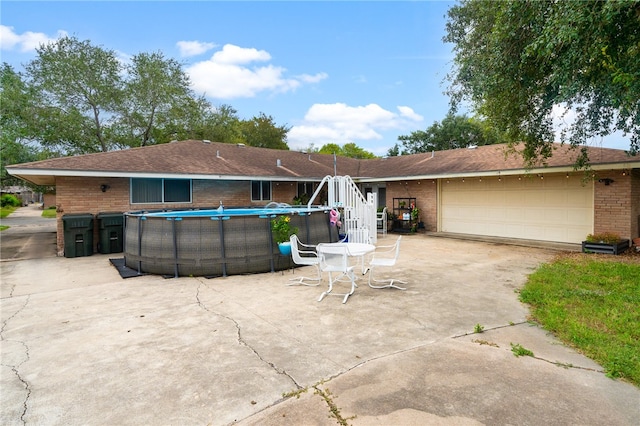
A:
441;175;593;244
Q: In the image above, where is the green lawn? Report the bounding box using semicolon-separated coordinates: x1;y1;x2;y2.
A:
41;207;57;218
520;253;640;386
1;206;17;219
0;206;56;230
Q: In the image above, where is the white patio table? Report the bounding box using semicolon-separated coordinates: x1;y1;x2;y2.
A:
321;242;375;274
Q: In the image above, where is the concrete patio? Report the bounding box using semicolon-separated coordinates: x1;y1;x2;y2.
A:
1;205;639;425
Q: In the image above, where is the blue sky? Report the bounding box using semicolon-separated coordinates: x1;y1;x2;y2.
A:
1;1;630;155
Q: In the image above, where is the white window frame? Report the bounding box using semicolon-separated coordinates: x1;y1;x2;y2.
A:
251;180;272;202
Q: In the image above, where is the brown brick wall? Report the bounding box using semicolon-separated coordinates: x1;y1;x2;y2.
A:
55;177;129;255
593;169;639;241
384;179;438;231
54;176;297;254
42;193;56;209
53;169;639;254
272;181;298;204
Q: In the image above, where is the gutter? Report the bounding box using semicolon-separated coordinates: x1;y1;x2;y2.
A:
354;161;640;183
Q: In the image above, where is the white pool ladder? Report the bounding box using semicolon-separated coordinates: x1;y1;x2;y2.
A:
307;175;377;244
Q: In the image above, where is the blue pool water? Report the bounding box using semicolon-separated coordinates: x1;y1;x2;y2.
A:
143;206;329;218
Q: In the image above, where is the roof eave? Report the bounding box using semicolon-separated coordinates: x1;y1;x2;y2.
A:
5;168;333;184
354;161;640;183
8;156;639;186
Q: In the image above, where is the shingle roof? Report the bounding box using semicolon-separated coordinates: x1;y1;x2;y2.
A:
6;140;638;186
359;143;638;179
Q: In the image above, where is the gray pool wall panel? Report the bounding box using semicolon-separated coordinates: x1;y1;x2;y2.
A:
124;210;338;277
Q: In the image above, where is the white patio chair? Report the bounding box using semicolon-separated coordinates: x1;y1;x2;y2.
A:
317;243;357;304
288;234;321;286
376;207;388;236
347;227;371;244
367;236;407;290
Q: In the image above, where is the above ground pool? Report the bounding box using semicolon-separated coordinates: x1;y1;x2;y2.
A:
123;205;338;277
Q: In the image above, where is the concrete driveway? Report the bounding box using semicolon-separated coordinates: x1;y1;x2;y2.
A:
0;204;57;261
1;206;639;425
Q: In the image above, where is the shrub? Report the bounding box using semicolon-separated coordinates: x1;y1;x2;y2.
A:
271;215;298;244
1;194;21;207
585;232;622;244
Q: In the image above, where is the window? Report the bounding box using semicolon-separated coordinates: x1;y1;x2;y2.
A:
295;181;316;204
251;180;271;201
297;181;316;197
131;178;192;204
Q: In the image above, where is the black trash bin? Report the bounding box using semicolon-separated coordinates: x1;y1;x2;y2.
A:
97;212;124;254
62;213;94;258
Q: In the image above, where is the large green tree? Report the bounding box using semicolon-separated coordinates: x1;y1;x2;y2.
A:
394;114;505;155
0;65;39;186
318;142;376;159
113;51;199;148
25;36;123;153
200;104;244;144
7;36;294;159
444;0;639;166
240;112;290;149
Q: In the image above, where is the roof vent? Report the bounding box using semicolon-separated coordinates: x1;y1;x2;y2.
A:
237;143;245;147
203;139;211;143
467;145;477;149
216;150;220;158
277;159;282;167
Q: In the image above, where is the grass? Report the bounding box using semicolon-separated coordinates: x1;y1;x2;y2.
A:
510;343;534;357
0;206;16;230
520;253;640;386
41;207;57;218
0;205;56;230
1;206;17;218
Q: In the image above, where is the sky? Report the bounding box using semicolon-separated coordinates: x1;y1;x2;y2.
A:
0;1;631;155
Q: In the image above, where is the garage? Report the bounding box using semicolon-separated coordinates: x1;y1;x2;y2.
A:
440;174;594;244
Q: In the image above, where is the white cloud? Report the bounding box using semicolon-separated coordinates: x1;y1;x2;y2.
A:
176;40;216;57
288;103;424;150
0;25;67;52
212;44;271;64
397;106;423;122
186;44;325;99
297;72;328;84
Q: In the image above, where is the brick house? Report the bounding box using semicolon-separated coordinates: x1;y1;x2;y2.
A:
7;140;640;255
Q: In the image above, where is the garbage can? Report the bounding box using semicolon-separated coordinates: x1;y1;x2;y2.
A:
97;212;124;254
62;213;94;258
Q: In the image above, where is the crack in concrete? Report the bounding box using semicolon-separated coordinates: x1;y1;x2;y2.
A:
454;322;606;374
451;320;530;339
1;263;18;298
1;295;32;425
529;354;605;373
312;384;355;426
194;280;302;390
250;340;450;425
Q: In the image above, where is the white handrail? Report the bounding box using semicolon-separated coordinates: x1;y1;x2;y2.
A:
307;175;377;244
